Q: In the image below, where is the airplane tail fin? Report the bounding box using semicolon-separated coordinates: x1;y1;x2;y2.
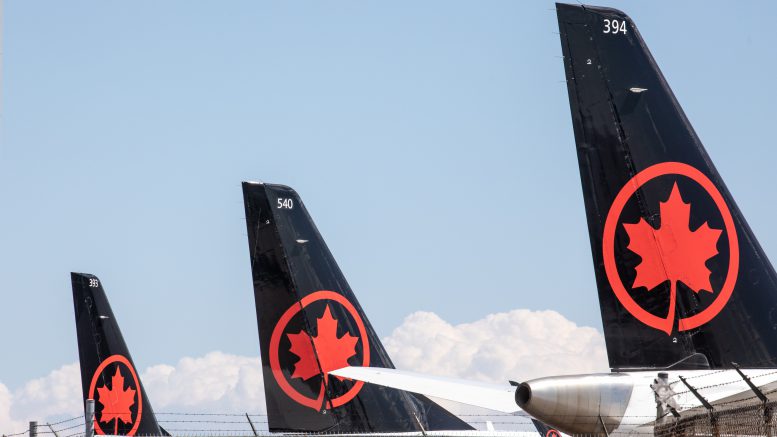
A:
557;3;777;370
242;181;472;433
71;273;164;436
532;418;565;437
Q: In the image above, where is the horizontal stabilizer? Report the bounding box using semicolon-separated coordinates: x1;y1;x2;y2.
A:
329;367;519;414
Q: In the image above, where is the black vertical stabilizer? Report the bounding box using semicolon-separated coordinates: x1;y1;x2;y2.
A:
242;182;472;433
72;273;164;436
557;4;777;370
532;418;563;436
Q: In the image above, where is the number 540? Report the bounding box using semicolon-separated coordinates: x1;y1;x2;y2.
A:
277;198;294;209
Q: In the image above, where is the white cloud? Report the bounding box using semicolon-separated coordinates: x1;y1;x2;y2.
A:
142;351;265;414
0;310;607;434
0;353;265;435
0;381;26;434
0;363;83;434
383;309;608;383
10;363;83;421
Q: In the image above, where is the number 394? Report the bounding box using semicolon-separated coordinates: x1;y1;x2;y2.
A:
603;18;627;34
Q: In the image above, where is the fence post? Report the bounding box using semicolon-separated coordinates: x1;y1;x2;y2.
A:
45;423;60;437
84;399;95;437
29;422;37;437
245;413;258;437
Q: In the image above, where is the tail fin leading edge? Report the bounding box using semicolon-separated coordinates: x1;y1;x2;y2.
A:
71;273;164;436
557;4;777;369
242;182;472;433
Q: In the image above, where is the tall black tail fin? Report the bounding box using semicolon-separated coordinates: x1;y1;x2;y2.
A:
71;273;164;436
557;3;777;370
242;182;472;433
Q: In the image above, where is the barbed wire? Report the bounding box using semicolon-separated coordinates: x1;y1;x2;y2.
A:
52;424;84;433
161;430;255;433
10;412;777;437
158;420;266;424
10;368;777;437
152;412;663;418
45;417;84;427
672;376;777;410
669;368;777;399
157;412;256;417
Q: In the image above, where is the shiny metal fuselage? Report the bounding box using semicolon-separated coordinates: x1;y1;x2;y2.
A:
517;369;777;435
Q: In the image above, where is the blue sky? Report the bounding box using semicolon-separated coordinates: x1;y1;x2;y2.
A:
1;1;776;389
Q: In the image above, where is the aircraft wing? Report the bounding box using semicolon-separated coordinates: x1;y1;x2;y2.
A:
330;366;520;413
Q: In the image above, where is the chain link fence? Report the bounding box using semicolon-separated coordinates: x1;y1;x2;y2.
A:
654;398;777;437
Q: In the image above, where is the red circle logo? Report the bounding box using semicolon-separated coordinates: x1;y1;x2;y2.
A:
603;162;739;334
546;430;560;437
88;354;143;436
269;290;369;410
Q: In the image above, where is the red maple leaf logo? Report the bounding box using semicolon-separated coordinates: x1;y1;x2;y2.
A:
287;304;359;384
96;367;137;435
624;183;722;333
